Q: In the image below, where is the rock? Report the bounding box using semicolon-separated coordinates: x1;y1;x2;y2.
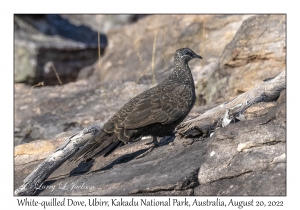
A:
205;15;286;104
14;81;151;145
194;162;285;196
14;92;285;195
14;131;73;165
89;15;252;90
15;15;257;143
14;15;106;85
61;14;148;33
15;14;107;47
14;15;286;195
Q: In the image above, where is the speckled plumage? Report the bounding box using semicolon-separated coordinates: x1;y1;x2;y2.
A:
71;48;202;161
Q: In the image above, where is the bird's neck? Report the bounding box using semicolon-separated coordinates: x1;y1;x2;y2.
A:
170;61;194;84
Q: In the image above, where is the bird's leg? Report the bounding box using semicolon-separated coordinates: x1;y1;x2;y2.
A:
145;136;159;145
152;136;159;145
135;136;158;159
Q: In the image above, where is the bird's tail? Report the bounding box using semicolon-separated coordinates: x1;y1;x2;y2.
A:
69;130;121;162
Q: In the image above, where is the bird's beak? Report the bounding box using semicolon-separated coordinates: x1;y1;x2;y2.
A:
194;54;202;59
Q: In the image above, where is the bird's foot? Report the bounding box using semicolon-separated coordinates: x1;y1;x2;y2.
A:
145;136;159;146
136;136;159;159
145;141;154;145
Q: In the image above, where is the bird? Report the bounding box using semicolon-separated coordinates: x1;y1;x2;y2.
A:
70;48;202;162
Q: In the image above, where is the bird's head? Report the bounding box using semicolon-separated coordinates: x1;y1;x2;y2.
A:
175;48;202;62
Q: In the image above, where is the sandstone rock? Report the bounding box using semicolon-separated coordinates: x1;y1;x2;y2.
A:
14;15;106;85
14;15;286;196
14;93;285;195
15;15;258;144
14;81;150;145
89;15;252;91
205;15;286;104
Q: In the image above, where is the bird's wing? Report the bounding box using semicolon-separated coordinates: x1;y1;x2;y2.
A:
123;84;190;129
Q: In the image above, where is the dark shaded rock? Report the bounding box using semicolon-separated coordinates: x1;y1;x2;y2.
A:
16;135;208;196
15;14;107;48
14;93;285;195
14;15;105;85
205;15;286;104
129;14;149;23
61;14;148;33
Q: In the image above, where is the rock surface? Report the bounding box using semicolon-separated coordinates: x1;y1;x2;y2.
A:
83;14;285;106
14;90;285;195
14;81;150;145
16;14;107;47
61;14;148;33
88;15;252;96
206;15;286;104
14;15;106;85
14;14;286;145
14;14;286;196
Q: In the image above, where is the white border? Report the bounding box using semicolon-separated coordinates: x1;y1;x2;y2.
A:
2;0;297;208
